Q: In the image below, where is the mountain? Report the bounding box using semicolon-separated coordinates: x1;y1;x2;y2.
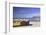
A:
30;16;40;21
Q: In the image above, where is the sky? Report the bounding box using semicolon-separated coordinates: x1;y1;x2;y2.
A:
13;7;40;19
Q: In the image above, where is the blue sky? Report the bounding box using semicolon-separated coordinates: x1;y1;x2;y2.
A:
13;7;40;18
